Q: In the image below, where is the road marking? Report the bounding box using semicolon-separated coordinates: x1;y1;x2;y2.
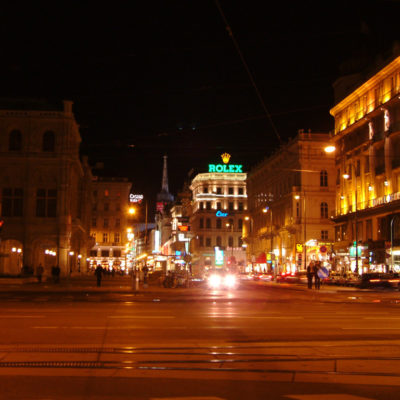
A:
33;326;185;330
108;316;175;319
285;394;373;399
342;327;400;330
363;317;400;320
0;315;45;318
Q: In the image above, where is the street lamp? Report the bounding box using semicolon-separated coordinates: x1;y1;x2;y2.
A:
263;206;274;277
68;251;74;275
343;168;359;274
294;194;307;272
226;222;234;269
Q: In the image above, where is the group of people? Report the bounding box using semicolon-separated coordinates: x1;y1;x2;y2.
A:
306;261;322;290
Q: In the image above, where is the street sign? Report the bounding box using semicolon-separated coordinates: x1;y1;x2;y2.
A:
318;267;329;279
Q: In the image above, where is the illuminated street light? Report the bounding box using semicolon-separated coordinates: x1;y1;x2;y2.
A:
324;145;336;153
128;207;136;215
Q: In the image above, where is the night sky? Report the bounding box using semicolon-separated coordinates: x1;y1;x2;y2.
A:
1;1;400;214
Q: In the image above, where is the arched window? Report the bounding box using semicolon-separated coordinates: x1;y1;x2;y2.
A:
9;130;22;151
320;202;328;218
42;131;55;152
320;170;328;187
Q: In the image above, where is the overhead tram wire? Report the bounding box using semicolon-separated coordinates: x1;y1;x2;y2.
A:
214;0;282;145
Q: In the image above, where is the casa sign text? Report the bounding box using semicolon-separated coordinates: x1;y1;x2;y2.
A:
208;164;243;173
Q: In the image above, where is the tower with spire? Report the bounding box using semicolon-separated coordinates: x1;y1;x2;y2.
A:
156;155;174;213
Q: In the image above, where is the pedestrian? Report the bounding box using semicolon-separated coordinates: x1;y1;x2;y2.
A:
54;265;61;283
314;261;321;290
95;264;103;287
36;264;44;283
306;262;314;289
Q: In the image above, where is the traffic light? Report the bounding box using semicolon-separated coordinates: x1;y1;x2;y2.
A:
0;219;4;233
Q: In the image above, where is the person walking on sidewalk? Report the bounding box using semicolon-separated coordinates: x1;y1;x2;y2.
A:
95;264;103;287
314;261;321;290
306;262;314;289
36;264;44;283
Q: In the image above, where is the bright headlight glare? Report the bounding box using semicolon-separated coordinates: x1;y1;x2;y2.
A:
208;274;221;288
224;274;236;288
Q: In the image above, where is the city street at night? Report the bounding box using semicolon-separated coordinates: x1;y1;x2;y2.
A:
0;276;400;399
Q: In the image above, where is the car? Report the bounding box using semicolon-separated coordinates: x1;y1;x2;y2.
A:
206;269;239;289
357;273;400;289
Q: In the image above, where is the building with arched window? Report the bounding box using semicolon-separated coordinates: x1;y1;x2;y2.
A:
0;99;93;277
329;49;400;274
189;154;247;275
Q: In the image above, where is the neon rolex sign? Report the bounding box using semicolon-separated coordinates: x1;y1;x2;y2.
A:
208;152;243;173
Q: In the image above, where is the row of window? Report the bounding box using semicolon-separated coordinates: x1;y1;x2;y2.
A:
199;186;245;195
199;218;243;230
92;218;121;228
92;201;121;212
198;201;244;211
295;202;329;219
91;232;121;243
2;188;57;217
8;130;55;152
90;249;122;257
198;235;243;248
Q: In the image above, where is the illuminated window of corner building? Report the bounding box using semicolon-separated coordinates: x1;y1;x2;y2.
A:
90;250;97;257
216;202;221;210
238;202;243;211
203;186;208;193
321;230;328;240
206;218;211;228
216;236;222;247
199;202;204;210
101;249;109;257
206;201;211;210
320;202;328;218
2;188;23;217
36;189;57;217
199;218;204;229
216;219;222;229
320;170;328;187
103;218;109;228
205;237;211;247
238;219;243;229
114;232;120;243
238;187;244;195
228;202;234;211
114;250;121;257
216;187;222;194
228;187;234;195
103;233;108;243
104;189;109;197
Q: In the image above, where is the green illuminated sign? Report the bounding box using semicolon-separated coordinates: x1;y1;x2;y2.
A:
208;164;243;173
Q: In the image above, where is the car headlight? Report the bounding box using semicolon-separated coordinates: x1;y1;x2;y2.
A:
208;274;222;288
224;274;237;288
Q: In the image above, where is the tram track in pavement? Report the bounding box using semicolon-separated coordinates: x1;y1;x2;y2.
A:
0;344;399;384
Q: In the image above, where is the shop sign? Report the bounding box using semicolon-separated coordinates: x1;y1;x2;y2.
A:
129;194;144;203
209;164;243;173
216;211;228;217
215;247;224;266
296;244;303;253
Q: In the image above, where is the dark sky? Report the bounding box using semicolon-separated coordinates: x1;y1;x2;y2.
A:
1;1;400;212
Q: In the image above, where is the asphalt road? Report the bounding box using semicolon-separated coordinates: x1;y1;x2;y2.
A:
0;277;400;399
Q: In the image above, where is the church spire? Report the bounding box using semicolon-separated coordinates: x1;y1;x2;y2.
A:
156;154;174;205
161;154;169;192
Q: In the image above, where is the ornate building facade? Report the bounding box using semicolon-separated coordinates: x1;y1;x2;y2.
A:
244;130;335;275
189;154;248;274
330;51;400;274
0;99;93;277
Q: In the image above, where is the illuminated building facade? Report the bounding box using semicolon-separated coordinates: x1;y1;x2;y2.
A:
0;99;93;277
330;51;400;273
88;177;132;272
189;154;248;274
244;130;335;274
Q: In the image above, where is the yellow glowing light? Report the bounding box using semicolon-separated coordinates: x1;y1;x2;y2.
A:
294;195;300;200
324;145;335;153
343;173;350;180
128;207;136;215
